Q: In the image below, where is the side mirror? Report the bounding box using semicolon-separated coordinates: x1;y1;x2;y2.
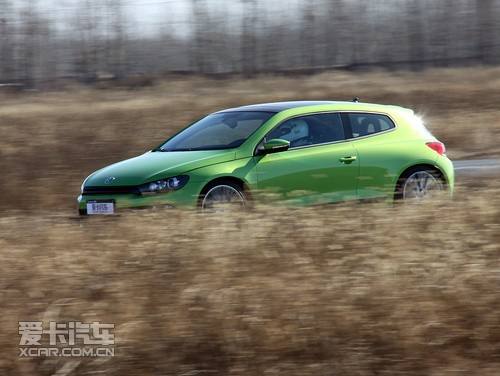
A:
256;138;290;155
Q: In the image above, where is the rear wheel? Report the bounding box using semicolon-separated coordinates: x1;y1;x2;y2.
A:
396;168;445;201
200;181;247;212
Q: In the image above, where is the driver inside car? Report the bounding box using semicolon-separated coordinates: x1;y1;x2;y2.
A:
268;119;311;147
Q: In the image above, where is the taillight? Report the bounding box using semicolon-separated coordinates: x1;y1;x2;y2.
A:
426;141;446;156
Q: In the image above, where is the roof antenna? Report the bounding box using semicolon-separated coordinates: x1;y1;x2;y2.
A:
352;97;360;103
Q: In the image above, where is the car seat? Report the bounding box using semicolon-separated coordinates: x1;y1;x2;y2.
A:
359;117;381;136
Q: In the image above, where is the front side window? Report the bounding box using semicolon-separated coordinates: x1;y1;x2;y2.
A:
158;111;274;151
266;113;345;148
347;113;395;138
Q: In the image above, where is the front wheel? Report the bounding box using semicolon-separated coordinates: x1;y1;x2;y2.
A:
200;181;247;212
396;169;445;201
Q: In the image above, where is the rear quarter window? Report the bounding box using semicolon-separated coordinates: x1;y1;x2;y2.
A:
347;113;395;138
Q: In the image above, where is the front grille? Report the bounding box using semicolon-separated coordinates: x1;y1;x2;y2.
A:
82;186;140;195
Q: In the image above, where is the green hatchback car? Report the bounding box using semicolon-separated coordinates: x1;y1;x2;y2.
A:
78;101;454;214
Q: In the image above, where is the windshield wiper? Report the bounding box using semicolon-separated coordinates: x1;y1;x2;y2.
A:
153;148;196;152
153;146;231;152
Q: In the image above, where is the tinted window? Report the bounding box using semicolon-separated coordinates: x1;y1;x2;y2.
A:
266;113;345;148
348;113;395;138
158;111;274;151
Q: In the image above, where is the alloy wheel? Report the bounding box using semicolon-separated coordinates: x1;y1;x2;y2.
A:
201;184;246;212
402;171;444;200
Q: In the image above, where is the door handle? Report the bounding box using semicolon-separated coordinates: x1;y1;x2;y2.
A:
339;156;357;164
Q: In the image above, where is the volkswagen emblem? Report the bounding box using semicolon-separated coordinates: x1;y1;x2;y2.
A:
104;176;116;185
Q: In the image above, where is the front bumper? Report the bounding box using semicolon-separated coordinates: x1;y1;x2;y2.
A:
77;182;203;215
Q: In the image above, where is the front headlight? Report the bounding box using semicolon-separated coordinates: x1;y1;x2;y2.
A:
138;175;189;195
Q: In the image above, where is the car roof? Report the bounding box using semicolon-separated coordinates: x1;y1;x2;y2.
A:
217;101;341;113
216;101;409;114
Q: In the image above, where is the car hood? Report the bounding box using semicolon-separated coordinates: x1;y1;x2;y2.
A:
85;150;236;187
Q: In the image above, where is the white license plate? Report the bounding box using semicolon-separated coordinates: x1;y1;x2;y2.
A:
86;202;115;215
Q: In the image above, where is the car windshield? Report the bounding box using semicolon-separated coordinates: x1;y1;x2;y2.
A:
157;111;275;151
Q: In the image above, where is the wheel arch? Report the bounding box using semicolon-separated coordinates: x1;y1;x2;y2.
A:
198;176;251;206
394;163;447;200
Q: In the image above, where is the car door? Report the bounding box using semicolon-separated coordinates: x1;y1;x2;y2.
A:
343;112;398;200
254;113;359;205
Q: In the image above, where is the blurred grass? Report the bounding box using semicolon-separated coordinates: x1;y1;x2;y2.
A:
1;67;500;212
2;188;500;375
1;67;500;375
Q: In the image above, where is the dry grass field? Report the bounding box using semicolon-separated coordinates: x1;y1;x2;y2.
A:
1;67;500;375
2;192;500;375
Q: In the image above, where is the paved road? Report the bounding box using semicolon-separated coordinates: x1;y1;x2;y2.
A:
454;159;500;176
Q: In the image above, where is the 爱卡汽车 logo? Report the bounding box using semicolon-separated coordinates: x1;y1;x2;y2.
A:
18;321;115;357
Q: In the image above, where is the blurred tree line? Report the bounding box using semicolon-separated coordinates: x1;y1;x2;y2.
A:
1;0;500;87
